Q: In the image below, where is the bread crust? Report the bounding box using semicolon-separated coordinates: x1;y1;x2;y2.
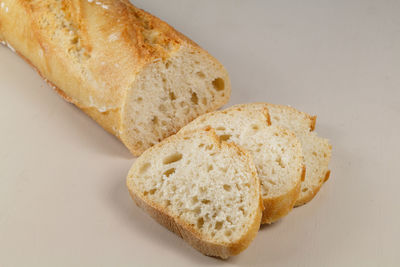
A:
261;164;305;224
0;0;230;155
127;130;263;259
294;169;331;207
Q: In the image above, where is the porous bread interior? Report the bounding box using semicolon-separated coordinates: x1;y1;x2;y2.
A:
297;132;332;201
267;105;314;134
128;132;259;244
122;45;230;155
179;107;303;199
244;103;332;205
241;103;315;135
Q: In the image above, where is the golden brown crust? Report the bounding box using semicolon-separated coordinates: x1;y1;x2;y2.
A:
294;169;331;207
0;0;230;155
128;189;262;259
310;115;317;131
261;177;301;224
261;160;303;224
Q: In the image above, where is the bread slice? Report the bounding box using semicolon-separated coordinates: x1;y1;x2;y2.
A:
240;103;332;206
126;129;263;259
179;106;304;224
0;0;230;156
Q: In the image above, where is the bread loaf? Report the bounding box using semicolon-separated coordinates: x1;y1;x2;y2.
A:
242;103;332;206
179;105;304;224
0;0;230;156
127;129;262;258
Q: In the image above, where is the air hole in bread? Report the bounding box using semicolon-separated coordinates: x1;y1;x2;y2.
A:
194;206;201;215
212;78;225;91
139;162;151;174
225;230;232;237
200;187;207;193
215;126;226;131
201;199;210;204
191;92;198;104
158;104;166;112
149;188;157;195
151;116;158;124
207;165;214;172
136;97;143;103
163;168;176;177
169;92;176;100
252;125;259;131
302;188;308;192
239;206;245;214
165;200;171;207
198;143;205;148
196;71;205;78
267;179;276;185
223;184;231;191
192;196;199;204
276;157;285;168
202;98;207;105
273;116;280;121
205;144;214;150
215;221;224;230
197;217;204;229
312;151;317;156
163;153;183;164
165;61;171;69
219;134;231;141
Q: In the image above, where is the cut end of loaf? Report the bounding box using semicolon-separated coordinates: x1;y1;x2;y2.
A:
120;44;230;156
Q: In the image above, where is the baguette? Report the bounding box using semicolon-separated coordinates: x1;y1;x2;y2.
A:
179;105;304;224
0;0;230;156
127;129;263;258
241;103;332;206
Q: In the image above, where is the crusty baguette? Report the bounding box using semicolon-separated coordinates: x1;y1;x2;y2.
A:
179;105;304;224
127;129;263;258
240;103;332;206
0;0;230;156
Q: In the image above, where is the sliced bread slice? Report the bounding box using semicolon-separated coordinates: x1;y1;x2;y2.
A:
179;106;304;224
239;103;332;206
126;129;262;259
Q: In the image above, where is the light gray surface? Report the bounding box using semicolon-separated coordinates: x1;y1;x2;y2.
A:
1;0;399;266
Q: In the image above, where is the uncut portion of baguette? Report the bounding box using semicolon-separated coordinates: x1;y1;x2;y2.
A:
240;103;332;206
179;106;304;224
127;129;262;259
0;0;230;156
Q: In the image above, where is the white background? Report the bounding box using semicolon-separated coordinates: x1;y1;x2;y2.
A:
1;0;399;266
